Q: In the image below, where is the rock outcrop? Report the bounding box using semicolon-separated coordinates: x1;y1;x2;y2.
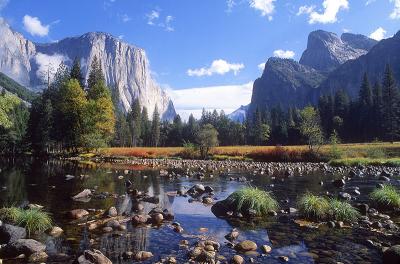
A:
0;19;176;120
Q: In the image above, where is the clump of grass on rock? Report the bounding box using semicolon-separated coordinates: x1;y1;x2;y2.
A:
370;185;400;209
225;187;278;216
0;207;52;236
297;194;360;222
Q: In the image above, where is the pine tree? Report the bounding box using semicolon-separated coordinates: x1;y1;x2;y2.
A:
381;64;400;142
359;73;373;108
372;81;383;139
140;107;151;146
70;57;84;88
358;73;374;141
128;99;141;146
151;106;160;147
87;56;104;90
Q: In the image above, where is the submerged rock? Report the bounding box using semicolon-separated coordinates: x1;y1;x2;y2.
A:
0;239;46;259
134;251;153;261
78;249;112;264
68;209;89;219
235;240;257;252
72;189;92;200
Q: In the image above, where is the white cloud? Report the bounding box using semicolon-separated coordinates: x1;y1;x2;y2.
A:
297;5;315;16
121;14;131;22
273;49;295;59
258;63;265;70
146;9;174;31
343;28;351;33
226;0;236;12
390;0;400;19
23;15;50;37
35;53;70;81
0;0;9;10
300;0;349;24
365;0;376;6
249;0;276;20
187;59;244;77
168;82;253;120
369;27;387;41
146;10;159;25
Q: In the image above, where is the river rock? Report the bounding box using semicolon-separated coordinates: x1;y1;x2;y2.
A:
28;251;48;262
49;226;63;237
0;239;46;258
72;189;92;200
231;255;244;264
0;224;26;244
333;179;345;188
151;213;164;224
235;240;257;252
262;245;272;253
383;245;400;264
68;209;89;219
134;251;153;261
78;249;112;264
106;207;118;217
132;214;149;226
225;229;239;241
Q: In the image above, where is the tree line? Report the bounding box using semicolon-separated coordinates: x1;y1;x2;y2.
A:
0;62;399;155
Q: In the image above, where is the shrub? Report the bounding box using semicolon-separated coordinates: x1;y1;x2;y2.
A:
365;147;386;159
370;185;400;209
225;187;278;216
179;142;199;159
328;199;360;222
297;193;330;220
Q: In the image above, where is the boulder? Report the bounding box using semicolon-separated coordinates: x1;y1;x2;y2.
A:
231;255;244;264
106;207;118;217
0;224;26;244
0;239;46;258
28;251;48;263
134;251;153;261
78;249;112;264
235;240;257;252
72;189;92;200
49;226;63;237
132;214;149;226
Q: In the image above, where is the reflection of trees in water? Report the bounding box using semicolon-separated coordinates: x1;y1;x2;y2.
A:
0;168;27;206
99;226;150;260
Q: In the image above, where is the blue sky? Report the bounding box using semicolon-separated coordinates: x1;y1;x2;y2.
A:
1;0;400;118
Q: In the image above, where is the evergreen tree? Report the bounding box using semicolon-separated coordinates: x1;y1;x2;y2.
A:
151;106;161;147
381;64;400;142
140;107;151;146
87;56;104;89
128;99;142;146
372;81;383;139
70;57;84;88
358;73;374;141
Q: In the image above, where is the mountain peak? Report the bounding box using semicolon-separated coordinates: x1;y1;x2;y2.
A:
300;29;375;72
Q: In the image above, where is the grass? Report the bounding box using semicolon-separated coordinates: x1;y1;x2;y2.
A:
297;193;330;220
328;199;360;222
0;207;52;236
99;142;400;163
297;194;360;222
224;187;279;216
370;185;400;209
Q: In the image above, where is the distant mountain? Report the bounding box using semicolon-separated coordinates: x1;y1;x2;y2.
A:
0;19;176;120
0;72;37;102
249;57;325;113
228;105;249;123
247;29;387;117
299;30;377;72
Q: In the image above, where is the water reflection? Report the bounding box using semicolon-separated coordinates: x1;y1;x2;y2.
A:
0;159;384;263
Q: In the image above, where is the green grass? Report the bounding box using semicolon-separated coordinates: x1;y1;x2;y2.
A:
0;207;21;222
370;185;400;209
225;187;278;216
329;158;400;167
328;199;360;222
297;193;330;220
0;207;52;236
297;194;360;222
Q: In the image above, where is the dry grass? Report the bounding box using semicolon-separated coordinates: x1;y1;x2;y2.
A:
99;142;400;162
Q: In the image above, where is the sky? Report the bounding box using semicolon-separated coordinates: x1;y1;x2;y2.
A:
0;0;399;119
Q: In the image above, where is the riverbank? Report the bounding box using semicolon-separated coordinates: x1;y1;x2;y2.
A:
96;143;400;165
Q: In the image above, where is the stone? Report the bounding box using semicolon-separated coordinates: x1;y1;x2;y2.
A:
225;229;239;241
0;224;26;244
49;226;63;237
78;249;112;264
166;256;177;263
102;227;113;233
203;197;214;204
68;209;89;219
231;255;244;264
235;240;258;252
72;189;92;200
279;255;289;262
0;239;46;259
333;179;345;188
28;251;48;263
152;213;164;224
189;247;203;259
262;245;272;253
106;207;118;217
134;251;153;261
132;214;149;226
338;192;351;200
383;245;400;264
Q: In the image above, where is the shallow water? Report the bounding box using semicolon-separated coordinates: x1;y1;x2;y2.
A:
0;158;397;263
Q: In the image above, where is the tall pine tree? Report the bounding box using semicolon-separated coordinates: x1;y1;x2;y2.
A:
151;106;160;147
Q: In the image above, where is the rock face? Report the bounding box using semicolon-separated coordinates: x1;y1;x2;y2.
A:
0;19;176;120
228;105;249;123
299;30;377;72
249;58;325;113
